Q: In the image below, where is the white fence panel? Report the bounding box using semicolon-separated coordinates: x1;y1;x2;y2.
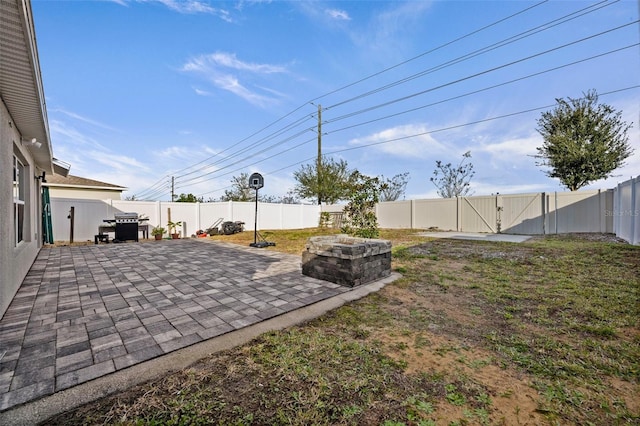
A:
500;193;543;235
461;196;497;233
50;198;112;242
413;198;458;230
614;177;639;245
50;199;322;241
552;191;606;233
199;203;230;231
377;201;412;229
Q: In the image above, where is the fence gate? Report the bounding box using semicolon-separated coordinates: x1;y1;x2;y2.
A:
460;196;497;233
459;194;545;234
499;193;544;235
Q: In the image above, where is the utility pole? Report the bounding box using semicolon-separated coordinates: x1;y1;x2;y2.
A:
171;176;175;201
317;104;322;205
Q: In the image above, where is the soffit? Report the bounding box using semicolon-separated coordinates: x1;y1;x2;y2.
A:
0;0;53;172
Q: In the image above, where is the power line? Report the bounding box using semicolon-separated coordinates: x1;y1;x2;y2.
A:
182;6;631;192
325;21;639;124
325;0;616;110
133;2;636;200
181;38;638;194
132;0;551;199
265;85;640;175
325;44;639;135
308;0;551;104
191;85;639;199
181;38;637;197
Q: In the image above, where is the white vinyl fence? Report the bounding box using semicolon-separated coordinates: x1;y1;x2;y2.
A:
373;190;614;235
50;182;638;244
50;199;321;242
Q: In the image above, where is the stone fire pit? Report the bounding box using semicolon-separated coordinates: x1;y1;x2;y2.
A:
302;235;392;287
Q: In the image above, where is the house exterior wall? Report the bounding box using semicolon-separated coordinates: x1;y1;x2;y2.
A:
1;99;43;318
47;186;122;200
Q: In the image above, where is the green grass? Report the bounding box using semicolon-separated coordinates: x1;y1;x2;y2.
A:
45;230;639;426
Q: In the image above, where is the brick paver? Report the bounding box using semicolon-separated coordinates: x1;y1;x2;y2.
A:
0;239;349;412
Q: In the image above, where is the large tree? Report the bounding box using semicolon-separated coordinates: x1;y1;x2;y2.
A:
292;157;352;204
536;90;633;191
430;151;475;198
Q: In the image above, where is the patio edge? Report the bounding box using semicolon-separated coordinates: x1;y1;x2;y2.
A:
0;272;400;426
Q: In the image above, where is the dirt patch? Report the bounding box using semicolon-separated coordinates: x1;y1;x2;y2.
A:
408;239;534;261
374;285;545;425
607;377;640;414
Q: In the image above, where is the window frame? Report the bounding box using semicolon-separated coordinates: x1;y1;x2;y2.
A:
13;154;26;246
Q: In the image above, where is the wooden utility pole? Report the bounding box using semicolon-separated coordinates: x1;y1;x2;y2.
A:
317;104;322;205
171;176;175;201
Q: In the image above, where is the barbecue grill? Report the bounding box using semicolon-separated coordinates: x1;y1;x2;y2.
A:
113;212;140;242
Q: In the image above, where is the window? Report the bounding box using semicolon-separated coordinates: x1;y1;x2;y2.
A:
13;155;25;246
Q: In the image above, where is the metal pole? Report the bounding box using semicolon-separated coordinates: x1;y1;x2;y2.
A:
68;206;75;244
317;104;322;205
253;188;259;245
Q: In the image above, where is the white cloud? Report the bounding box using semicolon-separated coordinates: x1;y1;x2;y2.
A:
477;135;539;158
351;1;433;55
326;9;350;21
181;52;289;107
348;123;447;159
193;87;212;96
51;108;119;132
157;146;194;161
205;52;287;74
49;119;110;151
108;0;128;6
86;150;151;174
212;74;274;107
152;0;233;21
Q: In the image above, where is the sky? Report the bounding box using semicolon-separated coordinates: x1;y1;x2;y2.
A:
32;0;640;202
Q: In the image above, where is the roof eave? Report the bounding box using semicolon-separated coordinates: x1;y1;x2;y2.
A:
1;0;54;172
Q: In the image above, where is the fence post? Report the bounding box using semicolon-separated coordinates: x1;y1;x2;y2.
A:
631;177;637;244
456;197;462;231
553;191;558;235
614;182;621;237
541;192;547;235
196;202;201;232
411;199;416;230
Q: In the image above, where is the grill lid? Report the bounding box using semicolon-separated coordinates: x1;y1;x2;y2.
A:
114;212;139;223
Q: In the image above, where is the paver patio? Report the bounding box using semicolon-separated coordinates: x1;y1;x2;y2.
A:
0;239;353;412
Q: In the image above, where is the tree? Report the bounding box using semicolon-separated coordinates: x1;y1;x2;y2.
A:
276;190;300;204
220;173;255;202
175;193;203;203
292;157;352;204
219;173;278;202
379;172;410;202
430;151;475;198
341;171;384;238
536;90;633;191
